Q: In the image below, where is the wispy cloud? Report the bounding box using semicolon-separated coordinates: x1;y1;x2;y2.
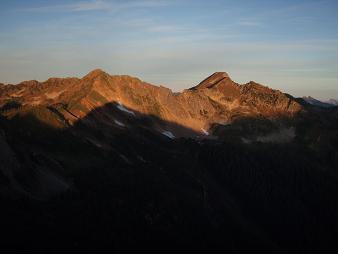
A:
20;0;170;13
237;20;262;27
71;0;111;11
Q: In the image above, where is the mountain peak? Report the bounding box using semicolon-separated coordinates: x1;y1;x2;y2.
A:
211;72;229;78
192;72;231;90
83;69;108;79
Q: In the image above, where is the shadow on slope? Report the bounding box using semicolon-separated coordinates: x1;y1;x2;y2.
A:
0;101;338;253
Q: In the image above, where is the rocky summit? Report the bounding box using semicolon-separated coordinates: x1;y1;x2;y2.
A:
0;70;338;253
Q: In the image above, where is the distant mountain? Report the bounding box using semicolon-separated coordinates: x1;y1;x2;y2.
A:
302;96;337;108
1;69;338;253
327;98;338;106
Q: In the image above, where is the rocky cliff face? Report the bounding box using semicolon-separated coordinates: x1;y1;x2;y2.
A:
0;69;303;138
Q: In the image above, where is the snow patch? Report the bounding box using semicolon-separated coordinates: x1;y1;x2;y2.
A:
35;168;70;197
119;154;133;165
114;120;125;127
256;127;295;143
241;138;252;144
241;127;295;144
201;128;209;135
162;131;175;139
137;155;147;163
117;102;135;116
45;90;64;99
219;121;231;126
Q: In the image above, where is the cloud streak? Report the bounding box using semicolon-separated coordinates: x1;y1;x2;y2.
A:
237;20;262;27
20;0;170;13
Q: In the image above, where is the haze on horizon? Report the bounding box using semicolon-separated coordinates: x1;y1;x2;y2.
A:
1;0;338;100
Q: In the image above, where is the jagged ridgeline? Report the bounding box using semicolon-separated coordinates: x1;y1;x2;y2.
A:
0;69;303;137
0;70;338;253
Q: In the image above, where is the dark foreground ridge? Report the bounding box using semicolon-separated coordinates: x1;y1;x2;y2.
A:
0;70;338;253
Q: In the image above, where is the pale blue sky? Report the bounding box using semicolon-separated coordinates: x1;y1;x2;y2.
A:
1;0;338;99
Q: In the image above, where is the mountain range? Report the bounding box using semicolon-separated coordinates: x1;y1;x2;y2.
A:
302;96;338;108
0;69;302;136
1;70;338;253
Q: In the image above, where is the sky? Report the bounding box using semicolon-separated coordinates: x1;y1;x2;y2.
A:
1;0;338;100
